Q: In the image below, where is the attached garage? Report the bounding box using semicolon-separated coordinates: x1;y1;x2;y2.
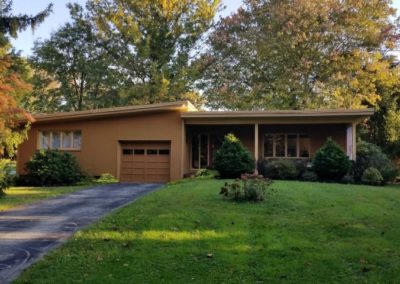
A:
119;141;171;183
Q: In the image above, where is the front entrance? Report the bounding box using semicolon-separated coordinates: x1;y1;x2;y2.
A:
120;141;170;183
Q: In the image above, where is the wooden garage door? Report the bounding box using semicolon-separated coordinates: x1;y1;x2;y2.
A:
120;141;170;183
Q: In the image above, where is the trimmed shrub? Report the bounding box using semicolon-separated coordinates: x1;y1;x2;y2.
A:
313;138;351;181
220;173;273;202
214;134;254;178
354;141;398;183
262;159;298;180
26;150;83;186
301;170;318;182
96;173;118;184
361;167;383;186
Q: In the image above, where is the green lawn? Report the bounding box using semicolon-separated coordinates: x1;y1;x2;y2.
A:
0;186;89;211
15;180;400;283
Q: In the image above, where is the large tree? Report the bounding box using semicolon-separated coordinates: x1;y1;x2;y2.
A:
199;0;400;110
0;0;52;155
87;0;220;106
27;3;124;112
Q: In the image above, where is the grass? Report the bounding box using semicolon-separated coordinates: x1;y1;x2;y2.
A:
15;180;400;283
0;185;89;211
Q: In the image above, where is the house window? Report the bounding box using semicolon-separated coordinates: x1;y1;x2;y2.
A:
263;134;310;158
191;134;209;169
39;131;82;150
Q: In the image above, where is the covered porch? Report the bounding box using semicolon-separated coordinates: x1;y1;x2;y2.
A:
181;108;373;175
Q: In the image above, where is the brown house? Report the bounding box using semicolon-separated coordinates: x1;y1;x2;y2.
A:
17;101;373;183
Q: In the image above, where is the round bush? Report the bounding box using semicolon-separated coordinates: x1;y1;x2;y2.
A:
313;138;351;181
361;167;383;186
301;170;318;182
263;159;298;180
26;150;83;186
214;134;254;178
355;141;398;183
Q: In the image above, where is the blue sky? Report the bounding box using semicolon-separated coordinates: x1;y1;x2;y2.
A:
10;0;400;56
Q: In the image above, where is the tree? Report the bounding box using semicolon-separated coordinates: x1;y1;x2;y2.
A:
199;0;399;110
86;0;220;106
27;3;123;112
0;0;52;155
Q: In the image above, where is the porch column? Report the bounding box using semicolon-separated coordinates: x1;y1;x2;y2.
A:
346;123;356;160
254;123;259;173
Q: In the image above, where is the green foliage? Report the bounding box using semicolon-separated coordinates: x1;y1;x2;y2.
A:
354;141;398;183
86;0;220;106
301;171;318;182
220;173;273;202
27;3;122;112
261;159;298;180
341;174;355;184
25;150;83;186
195;169;218;179
96;173;118;184
0;159;13;196
313;138;351;181
362;167;384;186
214;134;254;178
199;0;399;110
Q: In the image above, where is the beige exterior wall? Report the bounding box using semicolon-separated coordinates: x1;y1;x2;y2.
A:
17;111;184;181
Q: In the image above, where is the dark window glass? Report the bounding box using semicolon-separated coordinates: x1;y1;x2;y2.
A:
200;134;209;168
123;149;133;155
159;149;170;155
191;135;199;168
299;134;310;157
275;134;286;157
287;135;297;157
134;149;145;155
147;149;158;155
264;134;273;157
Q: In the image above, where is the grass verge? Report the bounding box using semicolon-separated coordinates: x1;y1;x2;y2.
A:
15;180;400;283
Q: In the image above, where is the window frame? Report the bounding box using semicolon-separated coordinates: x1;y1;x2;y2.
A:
38;130;82;151
263;133;310;159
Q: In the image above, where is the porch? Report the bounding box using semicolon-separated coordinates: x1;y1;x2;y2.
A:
183;123;356;174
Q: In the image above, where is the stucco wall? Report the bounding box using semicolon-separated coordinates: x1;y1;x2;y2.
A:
17;111;184;181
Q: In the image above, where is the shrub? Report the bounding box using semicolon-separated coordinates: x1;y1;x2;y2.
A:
354;141;398;183
96;173;118;184
214;134;254;178
195;169;218;179
0;159;14;196
262;159;298;180
313;138;351;181
361;167;383;186
26;150;83;186
341;174;355;184
301;170;318;182
220;173;273;202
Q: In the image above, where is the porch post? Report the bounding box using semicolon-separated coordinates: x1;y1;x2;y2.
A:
346;123;356;160
254;123;259;174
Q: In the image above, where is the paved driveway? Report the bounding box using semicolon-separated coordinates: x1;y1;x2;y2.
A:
0;183;161;283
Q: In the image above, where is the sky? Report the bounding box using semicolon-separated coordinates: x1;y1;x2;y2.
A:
9;0;400;56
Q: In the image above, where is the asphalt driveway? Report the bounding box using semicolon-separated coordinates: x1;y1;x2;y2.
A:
0;183;161;283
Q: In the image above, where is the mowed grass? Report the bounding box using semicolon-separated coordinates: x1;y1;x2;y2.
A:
0;186;89;211
16;180;400;283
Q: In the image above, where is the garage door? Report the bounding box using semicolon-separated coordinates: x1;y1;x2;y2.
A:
120;141;170;183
